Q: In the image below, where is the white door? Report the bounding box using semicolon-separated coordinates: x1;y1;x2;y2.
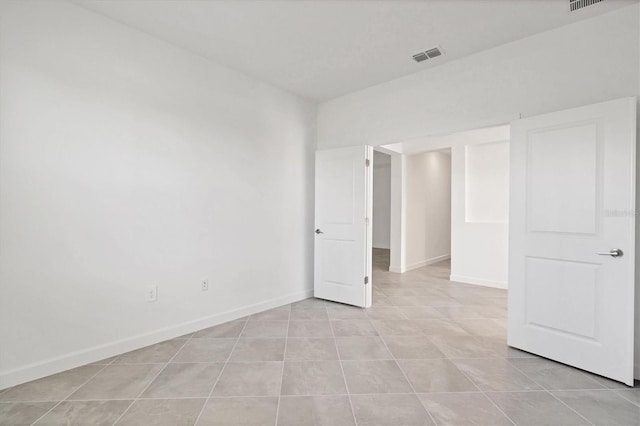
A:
315;145;373;308
509;97;636;385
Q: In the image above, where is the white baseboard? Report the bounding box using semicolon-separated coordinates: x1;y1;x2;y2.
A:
389;254;450;273
0;289;313;390
449;274;508;289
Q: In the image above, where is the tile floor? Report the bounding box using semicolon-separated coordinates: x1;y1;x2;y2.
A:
1;249;639;425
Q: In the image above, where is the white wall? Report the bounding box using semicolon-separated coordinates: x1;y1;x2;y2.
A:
318;4;639;150
451;140;509;289
0;0;316;389
372;152;391;249
404;151;451;270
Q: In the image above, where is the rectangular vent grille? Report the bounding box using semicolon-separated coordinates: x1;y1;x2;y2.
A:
412;47;443;63
570;0;603;12
412;52;428;62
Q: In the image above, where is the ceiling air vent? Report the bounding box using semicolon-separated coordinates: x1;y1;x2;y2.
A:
412;47;443;63
570;0;603;12
412;52;428;63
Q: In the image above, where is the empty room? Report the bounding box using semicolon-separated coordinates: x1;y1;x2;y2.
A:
1;0;640;425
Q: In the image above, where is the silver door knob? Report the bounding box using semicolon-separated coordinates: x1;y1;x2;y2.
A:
596;248;623;258
315;229;323;234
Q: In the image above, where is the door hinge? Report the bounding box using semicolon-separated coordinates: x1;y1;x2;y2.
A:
364;276;369;285
365;159;370;167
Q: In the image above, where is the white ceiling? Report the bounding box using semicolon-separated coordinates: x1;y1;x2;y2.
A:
74;0;636;102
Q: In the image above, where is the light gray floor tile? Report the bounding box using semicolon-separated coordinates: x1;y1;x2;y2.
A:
193;321;246;338
290;298;326;310
277;396;355;426
34;400;131;426
372;320;424;336
351;394;434;426
382;335;445;359
0;402;56;426
419;392;512;426
478;337;538;358
453;358;542;392
430;335;500;359
281;361;347;396
454;318;508;337
335;336;392;360
68;364;164;400
400;306;445;319
365;307;408;320
487;391;591;425
141;363;223;398
371;296;393;307
197;397;278;426
285;338;338;361
250;306;290;321
509;358;605;390
331;320;378;336
114;338;187;364
172;338;236;363
616;388;640;406
552;389;640;426
386;296;426;307
434;306;484;319
398;359;477;393
342;360;412;394
116;398;205;426
241;321;289;338
288;321;333;338
212;362;282;396
416;320;470;337
327;307;368;320
591;376;635;390
0;365;104;402
291;309;330;320
230;338;285;362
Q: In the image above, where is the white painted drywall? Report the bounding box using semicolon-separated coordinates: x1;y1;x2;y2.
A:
451;140;509;289
0;0;316;388
404;151;451;270
318;4;639;150
372;152;391;249
465;142;509;224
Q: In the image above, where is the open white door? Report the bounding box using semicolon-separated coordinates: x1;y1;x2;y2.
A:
509;97;636;385
315;145;373;308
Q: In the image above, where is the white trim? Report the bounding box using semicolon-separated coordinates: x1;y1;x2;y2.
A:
449;274;507;289
389;254;450;273
0;289;313;390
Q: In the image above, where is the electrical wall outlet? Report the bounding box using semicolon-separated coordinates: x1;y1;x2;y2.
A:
146;285;158;302
201;279;209;291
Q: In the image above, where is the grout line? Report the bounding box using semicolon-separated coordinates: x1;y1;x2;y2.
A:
273;304;291;426
612;388;640;407
367;317;439;426
505;355;596;426
328;303;359;426
109;336;195;426
191;318;250;426
28;362;114;426
373;270;517;426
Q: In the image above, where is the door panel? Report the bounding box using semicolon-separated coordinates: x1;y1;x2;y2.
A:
509;97;636;385
314;145;372;307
